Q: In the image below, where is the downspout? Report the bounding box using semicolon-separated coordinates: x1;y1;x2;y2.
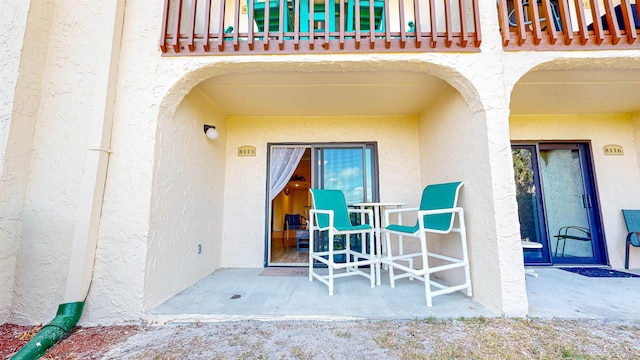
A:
12;1;125;359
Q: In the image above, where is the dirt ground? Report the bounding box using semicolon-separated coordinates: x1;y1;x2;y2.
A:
2;317;640;359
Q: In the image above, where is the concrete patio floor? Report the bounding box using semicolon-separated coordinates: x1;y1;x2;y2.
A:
146;267;640;323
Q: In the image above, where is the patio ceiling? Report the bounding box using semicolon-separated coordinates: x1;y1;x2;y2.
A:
195;68;640;117
196;71;449;117
511;69;640;115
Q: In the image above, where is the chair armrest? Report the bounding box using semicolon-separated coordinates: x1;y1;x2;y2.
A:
309;209;334;230
347;208;374;226
384;207;418;226
416;207;463;216
385;207;419;215
627;231;640;247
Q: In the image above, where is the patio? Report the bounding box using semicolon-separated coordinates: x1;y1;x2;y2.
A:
146;266;640;323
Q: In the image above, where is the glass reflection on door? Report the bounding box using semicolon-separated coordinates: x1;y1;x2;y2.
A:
539;146;597;263
513;147;548;263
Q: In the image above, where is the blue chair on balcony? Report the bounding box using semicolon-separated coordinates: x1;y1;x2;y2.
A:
247;0;294;34
347;0;385;32
507;0;562;31
299;0;340;37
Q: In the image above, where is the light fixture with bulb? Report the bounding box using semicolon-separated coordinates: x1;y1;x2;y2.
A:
203;124;218;140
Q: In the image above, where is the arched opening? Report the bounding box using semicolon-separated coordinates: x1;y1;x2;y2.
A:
509;58;640;270
144;61;511;317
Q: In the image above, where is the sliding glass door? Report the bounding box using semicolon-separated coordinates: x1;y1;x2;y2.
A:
512;143;606;266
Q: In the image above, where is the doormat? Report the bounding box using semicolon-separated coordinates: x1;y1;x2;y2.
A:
559;267;640;278
259;267;309;277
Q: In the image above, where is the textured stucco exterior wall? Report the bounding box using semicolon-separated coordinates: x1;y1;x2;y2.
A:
9;0;117;324
220;116;423;268
418;87;528;316
145;88;227;311
0;0;33;325
510;114;640;269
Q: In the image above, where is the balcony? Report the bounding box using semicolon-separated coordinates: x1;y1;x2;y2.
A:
160;0;481;55
498;0;640;49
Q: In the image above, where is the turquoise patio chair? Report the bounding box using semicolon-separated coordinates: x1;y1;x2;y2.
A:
308;189;378;295
247;0;294;34
382;181;472;307
299;0;340;36
346;0;385;32
622;209;640;269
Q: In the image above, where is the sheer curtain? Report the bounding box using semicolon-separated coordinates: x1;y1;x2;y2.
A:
270;147;306;200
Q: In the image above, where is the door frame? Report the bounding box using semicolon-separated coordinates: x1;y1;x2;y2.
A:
264;142;380;267
512;141;608;266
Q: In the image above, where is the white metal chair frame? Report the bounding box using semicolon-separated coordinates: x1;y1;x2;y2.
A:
308;190;379;296
382;182;472;307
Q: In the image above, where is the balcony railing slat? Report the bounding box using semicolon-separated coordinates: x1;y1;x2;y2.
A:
414;0;423;47
513;0;527;45
604;0;622;44
541;0;558;45
557;0;573;45
160;0;171;52
188;0;197;51
590;0;605;45
429;0;437;47
472;0;481;46
445;0;452;47
528;0;543;44
621;0;638;43
459;0;468;47
203;0;212;51
172;0;183;52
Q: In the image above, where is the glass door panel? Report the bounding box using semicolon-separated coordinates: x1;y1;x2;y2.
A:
312;144;378;263
539;145;602;264
512;147;549;264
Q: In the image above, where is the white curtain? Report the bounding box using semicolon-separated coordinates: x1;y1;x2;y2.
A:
270;147;306;200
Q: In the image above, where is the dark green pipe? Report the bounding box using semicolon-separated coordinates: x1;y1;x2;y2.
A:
12;301;84;360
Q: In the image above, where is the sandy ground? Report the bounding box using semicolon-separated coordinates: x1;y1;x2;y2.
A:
3;317;640;359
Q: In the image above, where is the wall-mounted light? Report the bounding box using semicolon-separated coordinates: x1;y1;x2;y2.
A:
284;187;291;196
203;124;218;140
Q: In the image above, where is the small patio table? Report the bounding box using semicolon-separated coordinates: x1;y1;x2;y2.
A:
521;240;543;277
352;202;405;285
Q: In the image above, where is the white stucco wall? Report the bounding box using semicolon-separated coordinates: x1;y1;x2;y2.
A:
220;116;423;268
0;0;33;324
418;86;528;317
145;88;227;310
510;114;640;269
9;0;120;324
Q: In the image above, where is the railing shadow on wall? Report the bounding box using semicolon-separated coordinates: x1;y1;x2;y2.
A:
160;0;482;55
497;0;640;49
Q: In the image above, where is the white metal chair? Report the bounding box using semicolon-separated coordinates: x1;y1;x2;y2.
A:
308;189;378;295
382;181;472;307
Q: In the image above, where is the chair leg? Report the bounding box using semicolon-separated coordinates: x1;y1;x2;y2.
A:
626;240;630;270
328;265;334;296
309;228;314;282
385;231;396;288
424;282;433;308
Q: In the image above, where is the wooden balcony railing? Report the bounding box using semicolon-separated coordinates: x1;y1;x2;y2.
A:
498;0;640;49
160;0;481;55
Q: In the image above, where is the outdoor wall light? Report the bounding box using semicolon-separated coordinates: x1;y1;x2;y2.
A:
203;124;218;140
